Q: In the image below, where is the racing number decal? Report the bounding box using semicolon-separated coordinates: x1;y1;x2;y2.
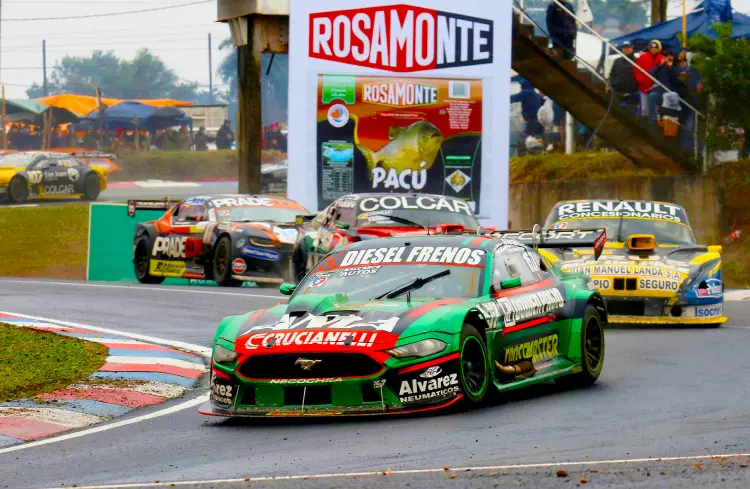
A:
27;171;42;184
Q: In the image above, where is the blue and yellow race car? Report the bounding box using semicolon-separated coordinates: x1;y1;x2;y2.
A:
541;199;725;326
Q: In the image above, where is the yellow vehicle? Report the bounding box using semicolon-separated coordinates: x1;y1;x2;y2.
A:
541;199;726;326
0;151;108;204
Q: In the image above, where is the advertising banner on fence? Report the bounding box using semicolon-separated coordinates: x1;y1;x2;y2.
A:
288;0;511;226
316;75;483;211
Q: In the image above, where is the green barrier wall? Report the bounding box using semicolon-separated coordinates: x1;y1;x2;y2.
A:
86;203;250;286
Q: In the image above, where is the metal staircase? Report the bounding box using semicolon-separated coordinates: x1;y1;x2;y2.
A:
511;8;697;173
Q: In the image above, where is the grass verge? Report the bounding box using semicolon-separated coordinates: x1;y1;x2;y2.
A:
0;204;89;280
0;323;108;403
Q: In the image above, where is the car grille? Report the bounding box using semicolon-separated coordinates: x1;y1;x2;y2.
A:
238;353;383;379
606;299;645;316
284;386;332;406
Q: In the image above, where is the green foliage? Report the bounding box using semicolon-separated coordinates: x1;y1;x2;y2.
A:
26;49;201;101
689;23;750;151
0;323;107;403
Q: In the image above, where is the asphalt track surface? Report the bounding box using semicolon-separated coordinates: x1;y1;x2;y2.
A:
2;278;750;489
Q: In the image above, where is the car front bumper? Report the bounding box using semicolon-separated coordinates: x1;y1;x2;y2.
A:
604;296;726;325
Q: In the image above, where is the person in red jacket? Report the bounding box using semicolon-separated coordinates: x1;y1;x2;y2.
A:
634;40;664;120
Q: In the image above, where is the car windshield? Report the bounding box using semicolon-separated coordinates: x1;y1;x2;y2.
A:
296;263;482;301
550;218;695;245
357;210;480;229
216;206;302;224
0;153;39;168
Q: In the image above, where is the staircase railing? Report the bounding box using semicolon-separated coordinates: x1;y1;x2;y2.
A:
515;0;703;161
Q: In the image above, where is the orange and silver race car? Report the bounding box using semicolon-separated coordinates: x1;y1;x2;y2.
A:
128;194;311;287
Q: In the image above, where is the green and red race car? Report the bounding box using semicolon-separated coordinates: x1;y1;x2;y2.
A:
199;226;608;417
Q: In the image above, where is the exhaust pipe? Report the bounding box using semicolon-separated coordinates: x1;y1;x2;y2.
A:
495;360;534;376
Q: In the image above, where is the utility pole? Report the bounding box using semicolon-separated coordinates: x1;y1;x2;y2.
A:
43;40;48;97
0;0;3;88
651;0;668;24
208;33;214;104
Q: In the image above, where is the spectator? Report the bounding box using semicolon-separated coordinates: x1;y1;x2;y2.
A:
194;126;208;151
175;125;192;150
546;0;577;61
635;40;664;120
648;49;680;124
609;41;639;111
511;79;544;139
216;119;235;150
8;124;21;149
50;127;66;148
675;51;702;150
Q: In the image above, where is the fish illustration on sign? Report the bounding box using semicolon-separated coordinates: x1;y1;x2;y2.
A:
357;121;444;176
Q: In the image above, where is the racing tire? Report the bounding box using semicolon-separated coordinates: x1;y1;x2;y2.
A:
7;176;28;204
81;174;101;201
557;304;605;388
458;324;491;407
213;236;242;287
134;236;165;285
292;247;309;285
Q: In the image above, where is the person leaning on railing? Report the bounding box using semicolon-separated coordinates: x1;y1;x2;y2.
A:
546;0;577;61
609;41;639;113
635;40;664;120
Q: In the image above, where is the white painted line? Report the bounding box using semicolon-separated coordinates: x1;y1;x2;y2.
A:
0;394;209;456
0;279;283;299
0;407;103;428
724;290;750;301
0;311;212;357
68;381;187;399
105;356;207;372
37;452;750;489
84;338;149;345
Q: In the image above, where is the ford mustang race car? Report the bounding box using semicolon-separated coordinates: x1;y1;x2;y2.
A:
129;194;310;287
292;192;482;283
542;199;726;326
0;151;107;204
199;226;608;417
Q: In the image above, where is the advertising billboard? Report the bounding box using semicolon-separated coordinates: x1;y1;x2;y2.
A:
288;0;511;226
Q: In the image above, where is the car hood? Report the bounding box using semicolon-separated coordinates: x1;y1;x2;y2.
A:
231;294;467;354
218;220;299;244
550;243;721;297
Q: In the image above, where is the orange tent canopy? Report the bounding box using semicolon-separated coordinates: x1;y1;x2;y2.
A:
37;94;192;117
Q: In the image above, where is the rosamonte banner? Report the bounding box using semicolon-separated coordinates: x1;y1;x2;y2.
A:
288;0;511;226
316;75;483;211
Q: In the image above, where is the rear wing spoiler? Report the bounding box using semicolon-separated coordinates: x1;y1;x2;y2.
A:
127;199;174;218
484;225;607;261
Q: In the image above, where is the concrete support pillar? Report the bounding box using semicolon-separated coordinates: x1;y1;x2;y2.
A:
237;17;264;194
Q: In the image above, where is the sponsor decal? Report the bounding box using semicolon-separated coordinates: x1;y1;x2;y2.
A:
420;366;442;379
43;184;75;195
563;263;686;279
495;288;565;327
556;201;685;223
269;378;343;384
553;221;568;229
67;168;80;181
127;201;136;217
311;276;328;287
149;260;187;276
504;333;559;364
210;374;235;405
340;246;485;267
362;81;439;107
445;169;471;193
211;197;274;208
358;210;393;220
476;300;502;330
152;236;202;259
694;304;723;318
638;278;679;291
337;197;358;208
373;379;386;389
697;278;722;297
246;313;400;334
242;246;281;261
246;330;382;350
27;171;42;184
327;103;350;127
593;278;611;290
232;258;247;274
236;239;246;248
359;195;472;216
46;170;73;181
219;210;232;217
398;373;459;404
309;5;494;72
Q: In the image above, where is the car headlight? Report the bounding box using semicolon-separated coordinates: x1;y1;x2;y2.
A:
386;339;446;358
213;344;239;363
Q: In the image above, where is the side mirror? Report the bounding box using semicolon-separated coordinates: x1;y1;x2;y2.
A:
335;221;350;230
279;283;297;296
708;245;723;254
500;277;523;290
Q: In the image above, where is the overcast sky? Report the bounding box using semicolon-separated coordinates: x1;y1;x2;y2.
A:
0;0;230;98
1;0;749;99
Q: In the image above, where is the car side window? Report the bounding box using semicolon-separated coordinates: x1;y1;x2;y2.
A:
175;204;208;223
38;159;62;170
492;251;539;287
323;204;339;229
334;202;356;227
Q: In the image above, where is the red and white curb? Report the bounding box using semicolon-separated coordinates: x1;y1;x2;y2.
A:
0;313;209;448
107;180;238;189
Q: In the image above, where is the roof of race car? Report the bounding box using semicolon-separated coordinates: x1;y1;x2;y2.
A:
182;194;308;210
548;199;690;225
339;234;525;254
337;192;466;200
